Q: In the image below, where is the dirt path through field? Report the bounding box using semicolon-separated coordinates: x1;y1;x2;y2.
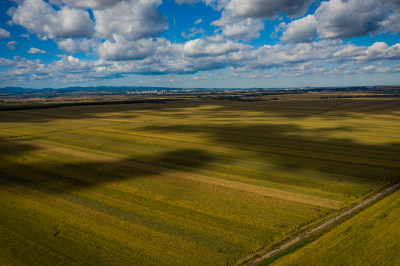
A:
246;181;400;265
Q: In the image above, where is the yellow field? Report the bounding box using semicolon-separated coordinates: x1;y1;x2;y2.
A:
0;96;399;264
272;188;400;265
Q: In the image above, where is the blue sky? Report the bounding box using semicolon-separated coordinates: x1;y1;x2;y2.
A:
0;0;400;88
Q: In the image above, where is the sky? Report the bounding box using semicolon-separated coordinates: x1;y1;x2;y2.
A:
0;0;400;89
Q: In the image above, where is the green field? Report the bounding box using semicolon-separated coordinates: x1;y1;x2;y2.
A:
0;96;399;265
272;188;400;265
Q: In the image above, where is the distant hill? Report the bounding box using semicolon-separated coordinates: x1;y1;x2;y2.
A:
0;87;37;93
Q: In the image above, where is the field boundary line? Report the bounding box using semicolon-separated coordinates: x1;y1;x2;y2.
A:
243;180;400;265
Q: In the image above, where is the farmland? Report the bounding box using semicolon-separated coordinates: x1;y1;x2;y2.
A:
271;188;400;265
0;92;399;265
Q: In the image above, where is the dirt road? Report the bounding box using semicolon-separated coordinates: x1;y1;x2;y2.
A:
246;181;400;265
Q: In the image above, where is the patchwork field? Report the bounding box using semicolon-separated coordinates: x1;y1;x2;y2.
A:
0;95;399;265
272;188;400;265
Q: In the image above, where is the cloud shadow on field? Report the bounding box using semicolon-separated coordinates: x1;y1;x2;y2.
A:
0;102;169;123
136;122;400;183
0;138;40;156
0;139;216;194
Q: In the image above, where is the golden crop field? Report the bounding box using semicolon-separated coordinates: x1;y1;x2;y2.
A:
271;188;400;265
0;95;399;265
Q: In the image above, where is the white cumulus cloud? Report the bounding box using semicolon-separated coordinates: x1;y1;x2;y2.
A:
281;15;317;43
0;28;11;38
213;17;264;41
27;47;46;54
183;35;251;57
315;0;383;39
94;0;167;40
282;0;400;43
0;58;15;66
250;40;340;69
98;35;166;61
9;0;93;39
379;12;400;34
354;42;400;61
57;38;97;54
225;0;315;19
211;0;315;42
